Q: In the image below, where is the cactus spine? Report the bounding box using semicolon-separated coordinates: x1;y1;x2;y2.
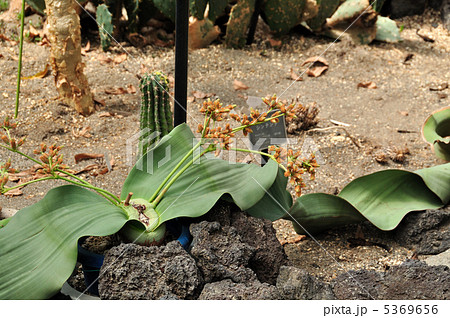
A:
139;72;174;155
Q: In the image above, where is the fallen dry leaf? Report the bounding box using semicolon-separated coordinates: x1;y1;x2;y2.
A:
127;84;137;94
75;164;98;175
4;188;23;197
416;29;434;43
357;81;377;89
301;56;329;77
191;90;216;99
75;153;104;164
105;87;128;95
187;96;195;103
113;53;128;64
81;41;91;55
403;53;414;64
75;156;115;176
233;79;249;91
98;54;113;64
93;97;106;107
306;66;328;77
98;112;114;118
302;56;329;66
429;82;448;91
128;33;147;48
288;68;303;81
98;167;110;175
268;37;282;47
17;176;35;185
279;235;306;246
72;126;92;138
0;34;11;41
21;64;50;80
28;25;40;39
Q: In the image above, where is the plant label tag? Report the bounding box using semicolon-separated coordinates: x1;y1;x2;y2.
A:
248;110;287;150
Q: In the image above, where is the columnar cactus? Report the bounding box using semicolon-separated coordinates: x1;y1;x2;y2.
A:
139;71;174;154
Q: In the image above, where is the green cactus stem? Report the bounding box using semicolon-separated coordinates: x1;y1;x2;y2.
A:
153;0;176;22
372;0;386;13
124;0;140;33
139;72;174;155
306;0;341;31
225;0;256;48
260;0;307;35
208;0;230;22
375;16;402;43
326;0;372;28
96;4;114;51
190;0;208;19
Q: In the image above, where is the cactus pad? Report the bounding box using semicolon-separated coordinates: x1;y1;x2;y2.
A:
261;0;307;34
96;4;114;51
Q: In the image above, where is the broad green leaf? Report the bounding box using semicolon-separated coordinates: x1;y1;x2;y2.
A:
338;169;443;230
422;107;450;161
0;218;9;228
0;185;128;299
288;193;365;234
415;163;450;203
289;164;450;235
245;167;293;221
122;123;279;225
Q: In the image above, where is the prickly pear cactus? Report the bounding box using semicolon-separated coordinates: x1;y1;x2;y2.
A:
326;0;370;27
153;0;176;22
306;0;341;31
190;0;229;21
372;0;386;12
208;0;230;22
139;72;174;154
96;4;114;51
375;16;402;42
190;0;208;19
124;0;140;33
225;0;256;48
261;0;307;34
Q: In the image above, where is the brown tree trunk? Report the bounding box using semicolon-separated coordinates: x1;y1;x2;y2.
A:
45;0;94;115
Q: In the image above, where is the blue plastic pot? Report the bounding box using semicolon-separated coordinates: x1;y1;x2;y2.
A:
77;220;191;296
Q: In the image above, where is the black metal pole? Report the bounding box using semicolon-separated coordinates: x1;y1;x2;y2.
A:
247;0;263;45
174;0;189;126
260;148;269;167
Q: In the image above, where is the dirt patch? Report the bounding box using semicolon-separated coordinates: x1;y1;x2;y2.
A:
1;8;449;285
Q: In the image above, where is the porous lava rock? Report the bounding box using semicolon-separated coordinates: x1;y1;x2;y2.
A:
98;241;202;299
